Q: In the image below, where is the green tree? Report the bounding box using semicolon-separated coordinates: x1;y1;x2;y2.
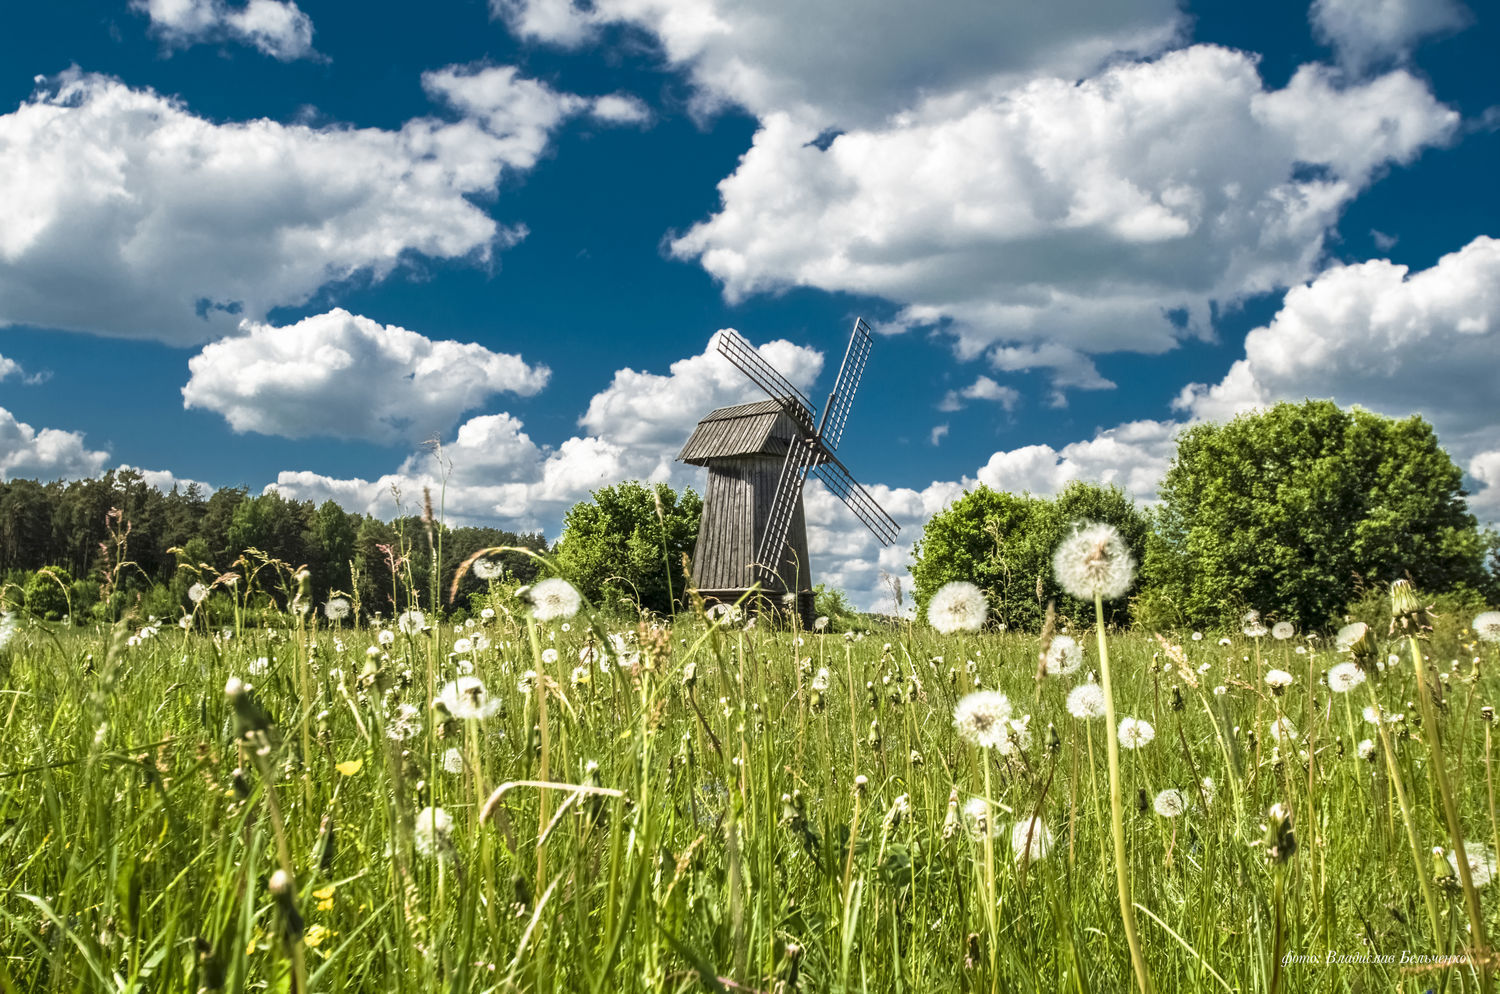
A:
910;481;1150;630
554;482;701;616
1151;400;1493;629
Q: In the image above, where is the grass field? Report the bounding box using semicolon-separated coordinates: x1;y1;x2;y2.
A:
1;581;1498;993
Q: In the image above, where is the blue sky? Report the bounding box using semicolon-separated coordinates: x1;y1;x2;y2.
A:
1;0;1497;609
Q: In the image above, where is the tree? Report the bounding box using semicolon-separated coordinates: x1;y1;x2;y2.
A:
554;482;702;616
910;481;1151;630
1151;400;1493;629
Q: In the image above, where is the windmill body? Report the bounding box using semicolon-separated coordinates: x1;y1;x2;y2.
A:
677;319;899;623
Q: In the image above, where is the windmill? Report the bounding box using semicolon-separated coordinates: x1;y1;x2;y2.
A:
677;318;899;622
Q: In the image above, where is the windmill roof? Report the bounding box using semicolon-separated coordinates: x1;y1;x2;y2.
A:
678;398;808;465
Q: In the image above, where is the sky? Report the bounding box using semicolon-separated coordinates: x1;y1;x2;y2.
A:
1;0;1497;612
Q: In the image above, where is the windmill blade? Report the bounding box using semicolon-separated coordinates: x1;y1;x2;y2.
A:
816;317;872;451
813;457;900;547
716;330;816;431
755;435;819;581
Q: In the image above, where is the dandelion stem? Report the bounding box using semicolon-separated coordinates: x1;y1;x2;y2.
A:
1095;594;1151;994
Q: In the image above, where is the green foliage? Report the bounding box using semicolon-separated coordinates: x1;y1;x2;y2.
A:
812;583;860;629
23;565;73;620
554;481;701;616
910;481;1151;630
1153;400;1494;630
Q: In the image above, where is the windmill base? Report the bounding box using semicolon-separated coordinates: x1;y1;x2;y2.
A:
696;588;815;628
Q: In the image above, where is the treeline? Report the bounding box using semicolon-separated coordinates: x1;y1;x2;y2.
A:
0;470;546;622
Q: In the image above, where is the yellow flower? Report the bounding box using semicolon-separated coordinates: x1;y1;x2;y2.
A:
313;884;336;911
305;924;336;949
335;758;364;776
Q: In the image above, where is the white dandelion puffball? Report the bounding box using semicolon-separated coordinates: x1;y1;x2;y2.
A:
1200;777;1216;806
962;797;995;839
1327;661;1366;693
1191;631;1203;641
1474;612;1500;644
324;597;351;621
248;656;270;676
927;581;988;634
442;748;464;775
811;667;831;692
517;670;538;695
1267;715;1298;743
1335;622;1369;652
1264;669;1293;690
480;607;496;621
527;578;582;621
952;691;1014;749
1044;635;1084;677
1242;611;1269;638
473;558;502;581
453;637;473;654
1066;683;1107;720
397;610;426;635
1011;816;1053;863
386;702;422;742
541;647;559;665
377;629;395;645
1357;738;1377;760
1271;621;1294;640
188;582;208;604
414;806;453;857
1053;522;1135;601
1447;843;1497;888
813;616;830;632
1117;716;1155;749
438;676;501;720
1153;788;1188;818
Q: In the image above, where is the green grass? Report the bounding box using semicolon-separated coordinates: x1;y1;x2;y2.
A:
1;599;1497;992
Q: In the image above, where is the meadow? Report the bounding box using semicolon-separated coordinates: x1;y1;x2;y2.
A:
1;563;1498;993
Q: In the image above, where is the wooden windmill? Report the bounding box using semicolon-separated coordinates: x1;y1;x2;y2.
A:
677;318;899;622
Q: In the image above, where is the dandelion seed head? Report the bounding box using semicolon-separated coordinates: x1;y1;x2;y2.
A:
1011;816;1053;863
1271;621;1294;640
1066;683;1107;720
1357;738;1376;760
473;558;502;581
1053;522;1135;601
188;582;208;604
324;597;350;621
811;667;831;692
1327;661;1366;693
414;806;452;857
438;676;501;720
1044;635;1084;677
442;748;463;775
927;581;988;634
1264;669;1293;690
1242;611;1269;638
1153;789;1188;817
1448;843;1497;888
541;648;558;665
1335;622;1368;652
397;610;426;635
1117;716;1155;749
1267;715;1298;743
526;578;581;621
1473;612;1500;644
953;691;1013;749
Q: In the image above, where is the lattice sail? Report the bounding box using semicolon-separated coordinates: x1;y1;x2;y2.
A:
817;317;872;452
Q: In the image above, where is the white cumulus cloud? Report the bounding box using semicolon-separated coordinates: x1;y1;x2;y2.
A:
1311;0;1470;75
493;0;1182;126
0;67;586;344
181;308;551;443
133;0;317;60
671;48;1458;396
939;375;1021;413
0;406;110;482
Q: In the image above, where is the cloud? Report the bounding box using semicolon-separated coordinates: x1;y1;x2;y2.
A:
1175;236;1500;455
938;375;1021;413
0;67;586;344
1311;0;1470;75
181;308;551;443
269;330;825;528
1469;451;1500;520
670;49;1457;396
0;406;110;482
590;93;652;125
493;0;1182;126
133;0;317;60
975;419;1180;502
930;424;949;446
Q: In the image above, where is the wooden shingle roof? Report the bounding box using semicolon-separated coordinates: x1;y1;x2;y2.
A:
678;398;806;465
